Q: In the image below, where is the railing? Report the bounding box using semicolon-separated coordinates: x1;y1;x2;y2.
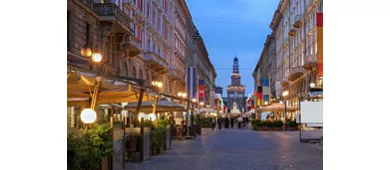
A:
129;35;142;51
293;15;303;28
93;3;132;28
144;52;168;68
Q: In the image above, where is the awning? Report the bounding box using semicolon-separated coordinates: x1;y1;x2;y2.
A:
256;103;298;112
124;99;186;113
67;64;150;106
199;108;216;113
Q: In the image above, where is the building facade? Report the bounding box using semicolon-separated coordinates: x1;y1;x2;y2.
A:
215;86;223;96
270;0;323;120
252;33;277;107
226;57;246;113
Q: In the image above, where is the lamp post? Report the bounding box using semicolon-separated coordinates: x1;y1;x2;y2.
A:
282;90;289;131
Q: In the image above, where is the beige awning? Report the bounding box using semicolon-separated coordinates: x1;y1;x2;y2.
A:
256;103;298;112
67;66;150;106
125;99;186;113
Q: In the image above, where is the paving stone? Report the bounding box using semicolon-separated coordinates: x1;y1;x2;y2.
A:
126;128;323;170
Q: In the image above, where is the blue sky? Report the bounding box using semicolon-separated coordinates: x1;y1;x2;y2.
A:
186;0;279;97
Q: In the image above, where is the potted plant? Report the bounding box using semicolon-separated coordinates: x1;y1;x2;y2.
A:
273;120;283;131
251;119;261;131
288;121;298;131
261;121;271;131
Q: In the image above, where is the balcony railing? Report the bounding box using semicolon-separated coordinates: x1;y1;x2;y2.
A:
293;15;303;28
288;66;304;81
288;27;297;36
303;54;318;70
144;52;168;71
168;65;185;80
93;3;132;33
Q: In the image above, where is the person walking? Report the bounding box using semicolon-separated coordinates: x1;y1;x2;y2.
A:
211;118;216;130
224;116;229;129
230;117;234;128
217;116;222;130
238;116;243;129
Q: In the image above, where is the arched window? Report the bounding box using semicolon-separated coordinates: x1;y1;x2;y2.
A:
139;67;144;79
124;60;128;77
132;64;137;78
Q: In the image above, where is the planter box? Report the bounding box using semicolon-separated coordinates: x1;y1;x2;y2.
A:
288;127;298;131
252;127;260;131
273;127;283;131
165;126;171;150
261;126;270;131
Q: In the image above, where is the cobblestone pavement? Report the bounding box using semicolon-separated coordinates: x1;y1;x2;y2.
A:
126;128;323;170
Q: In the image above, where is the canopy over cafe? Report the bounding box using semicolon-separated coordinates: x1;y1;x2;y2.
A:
67;57;191;168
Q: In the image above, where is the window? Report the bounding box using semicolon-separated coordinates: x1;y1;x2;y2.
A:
147;3;150;18
67;12;70;50
140;0;143;12
86;23;90;47
152;11;155;25
67;107;75;128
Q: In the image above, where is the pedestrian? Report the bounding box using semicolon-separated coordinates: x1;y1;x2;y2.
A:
230;117;234;128
224;116;229;129
211;118;216;130
238;116;243;129
217;116;222;130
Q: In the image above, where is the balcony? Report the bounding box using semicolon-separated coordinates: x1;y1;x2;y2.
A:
303;54;318;70
144;52;168;72
293;15;303;28
288;28;297;36
280;76;289;87
93;3;133;34
288;66;304;81
124;34;142;56
168;65;184;81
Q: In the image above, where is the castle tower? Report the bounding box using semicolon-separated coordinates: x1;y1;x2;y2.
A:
226;56;246;113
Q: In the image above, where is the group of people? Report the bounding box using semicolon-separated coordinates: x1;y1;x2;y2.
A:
211;116;250;130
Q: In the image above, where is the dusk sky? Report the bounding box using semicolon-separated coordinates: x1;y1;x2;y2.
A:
186;0;279;97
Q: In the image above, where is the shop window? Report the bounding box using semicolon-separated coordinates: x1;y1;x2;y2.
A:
67;107;75;128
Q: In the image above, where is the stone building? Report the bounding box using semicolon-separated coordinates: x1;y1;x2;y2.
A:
252;32;277;106
270;0;323;120
215;86;223;96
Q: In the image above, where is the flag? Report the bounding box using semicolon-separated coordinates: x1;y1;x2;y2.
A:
317;13;323;78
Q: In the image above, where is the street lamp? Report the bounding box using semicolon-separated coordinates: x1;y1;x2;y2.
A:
80;47;93;57
192;98;197;103
200;102;204;107
92;53;103;62
80;108;97;129
310;82;315;88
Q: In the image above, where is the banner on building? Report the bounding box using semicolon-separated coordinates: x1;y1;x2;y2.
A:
198;79;205;101
317;13;323;78
187;67;197;99
262;78;270;105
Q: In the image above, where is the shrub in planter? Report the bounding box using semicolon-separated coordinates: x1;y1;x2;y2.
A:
67;123;113;170
273;120;283;127
251;119;262;130
150;119;170;155
272;120;283;131
288;121;297;127
200;117;213;127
